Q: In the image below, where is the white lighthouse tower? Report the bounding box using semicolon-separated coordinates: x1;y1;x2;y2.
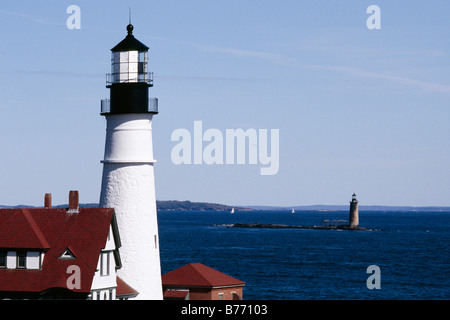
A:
99;23;162;300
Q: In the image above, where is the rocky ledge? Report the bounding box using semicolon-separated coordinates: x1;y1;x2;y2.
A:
214;223;378;231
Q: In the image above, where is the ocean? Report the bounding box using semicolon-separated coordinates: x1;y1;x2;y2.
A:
158;210;449;300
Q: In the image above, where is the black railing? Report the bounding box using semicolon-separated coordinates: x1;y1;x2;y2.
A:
106;72;153;86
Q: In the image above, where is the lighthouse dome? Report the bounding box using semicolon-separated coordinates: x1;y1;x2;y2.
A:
111;24;149;52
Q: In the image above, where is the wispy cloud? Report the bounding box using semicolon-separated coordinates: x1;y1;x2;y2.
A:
190;42;450;95
0;9;64;27
191;43;298;66
300;64;450;94
157;75;257;82
0;9;47;24
0;69;103;80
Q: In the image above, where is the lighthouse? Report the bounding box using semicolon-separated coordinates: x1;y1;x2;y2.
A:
349;193;359;228
99;23;162;299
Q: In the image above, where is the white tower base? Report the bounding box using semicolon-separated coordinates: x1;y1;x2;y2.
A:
100;114;162;300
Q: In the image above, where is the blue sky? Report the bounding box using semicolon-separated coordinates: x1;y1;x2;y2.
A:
0;1;449;207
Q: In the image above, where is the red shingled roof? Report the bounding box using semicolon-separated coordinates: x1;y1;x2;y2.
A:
0;207;114;294
162;263;245;288
116;276;139;298
163;289;189;299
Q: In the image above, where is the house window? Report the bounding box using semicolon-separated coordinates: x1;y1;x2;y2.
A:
26;251;42;269
100;252;110;276
0;251;6;268
17;252;26;269
218;293;224;300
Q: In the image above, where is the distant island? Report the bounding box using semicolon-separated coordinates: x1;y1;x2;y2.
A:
156;200;254;212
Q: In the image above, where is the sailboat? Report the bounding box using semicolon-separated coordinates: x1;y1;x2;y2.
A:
230;207;235;214
291;208;295;214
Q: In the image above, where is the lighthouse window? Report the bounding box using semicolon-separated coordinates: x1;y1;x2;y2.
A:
138;62;144;73
129;51;138;62
138;52;147;75
119;61;129;72
113;59;120;72
129;62;138;73
139;51;146;62
119;51;129;62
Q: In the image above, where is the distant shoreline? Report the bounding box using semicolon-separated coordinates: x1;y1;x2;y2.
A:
1;200;449;212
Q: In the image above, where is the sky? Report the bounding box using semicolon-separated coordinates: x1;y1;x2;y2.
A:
0;0;449;207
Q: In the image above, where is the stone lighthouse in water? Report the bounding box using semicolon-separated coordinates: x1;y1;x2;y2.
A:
349;193;359;228
99;23;162;299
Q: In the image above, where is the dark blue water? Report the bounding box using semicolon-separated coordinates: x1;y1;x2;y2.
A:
158;210;449;299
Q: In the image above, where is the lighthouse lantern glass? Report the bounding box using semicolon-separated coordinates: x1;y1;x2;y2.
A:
111;50;148;83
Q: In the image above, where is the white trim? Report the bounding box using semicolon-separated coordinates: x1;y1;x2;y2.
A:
101;160;156;164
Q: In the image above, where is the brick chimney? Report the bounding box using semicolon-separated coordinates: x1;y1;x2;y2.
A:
44;193;52;209
68;190;79;213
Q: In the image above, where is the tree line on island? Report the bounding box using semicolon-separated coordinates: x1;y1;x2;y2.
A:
156;200;254;212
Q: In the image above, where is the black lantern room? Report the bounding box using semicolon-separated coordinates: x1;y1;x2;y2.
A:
101;24;158;115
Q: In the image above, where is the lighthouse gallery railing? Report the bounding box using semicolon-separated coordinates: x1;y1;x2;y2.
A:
106;72;154;86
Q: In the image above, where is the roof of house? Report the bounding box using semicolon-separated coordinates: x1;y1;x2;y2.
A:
162;263;245;288
116;276;139;299
0;206;115;294
163;289;189;299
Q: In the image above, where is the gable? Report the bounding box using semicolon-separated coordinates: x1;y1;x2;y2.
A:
58;248;76;260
